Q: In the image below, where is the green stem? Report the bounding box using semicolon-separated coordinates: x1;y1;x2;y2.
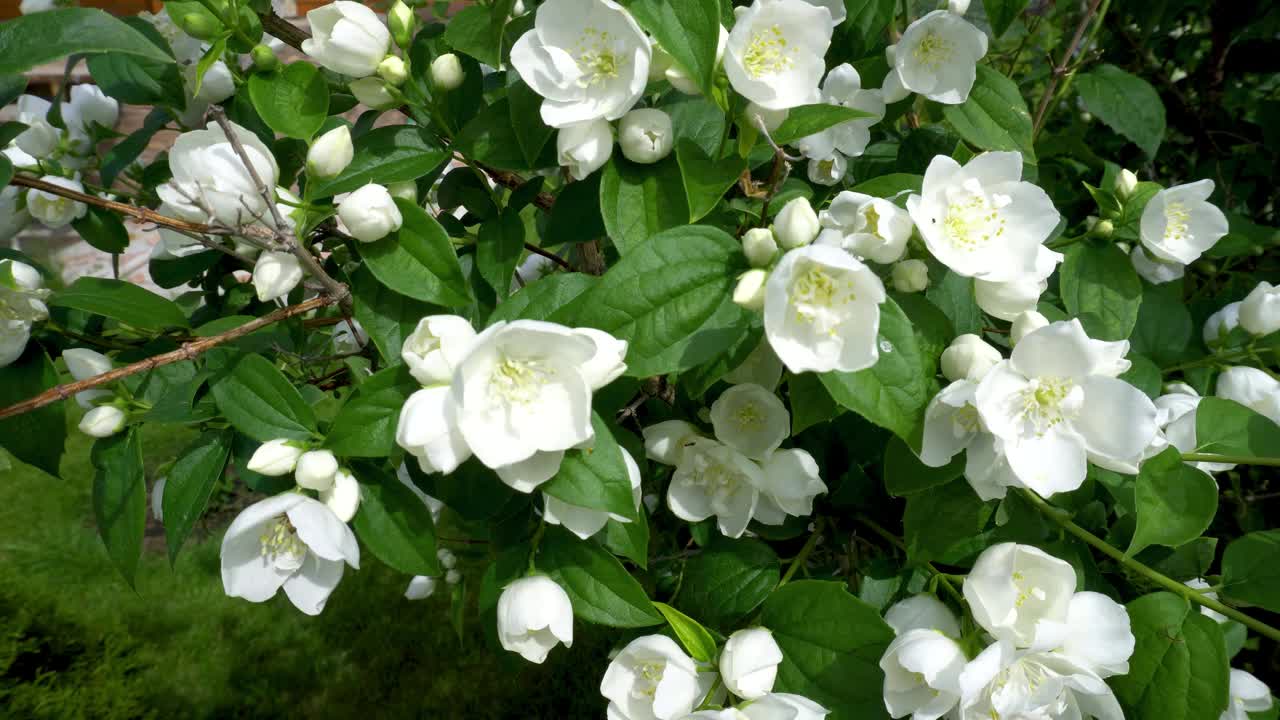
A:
778;517;824;586
1182;452;1280;467
855;514;965;604
1162;346;1276;374
1019;489;1280;643
526;519;546;575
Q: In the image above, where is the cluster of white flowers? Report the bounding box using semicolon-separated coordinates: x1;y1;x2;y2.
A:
59;348;132;438
880;543;1134;720
1202;280;1280;347
0;259;50;369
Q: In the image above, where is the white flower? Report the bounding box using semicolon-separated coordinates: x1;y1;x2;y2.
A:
774;197;821;250
0;184;32;243
1184;578;1228;623
974;320;1158;497
510;0;651;128
349;77;399;109
320;468;361;522
754;448;826;522
974;245;1063;321
642;419;702;466
738;693;829;720
919;381;1018;501
881;631;965;719
557;118;614;181
1216;366;1280;426
543;447;642;538
601;635;703;720
618;109;674;164
0;321;29;369
1130;245;1185;285
62;85;120;152
763;244;887;374
710;383;789;460
1240;281;1280;336
1010;310;1048;346
1059;591;1134;678
1140;180;1229;265
308;125;354;179
724;0;834;111
396;386;472;474
882;10;988;105
806;154;848;186
157;121;279;228
957;641;1124;720
1203;301;1241;346
1222;669;1272;720
404;575;438;600
908;152;1060;283
61;347;114;409
79;405;126;438
885;594;962;636
252;251;303;302
721;628;783;700
186;60;236;105
14;95;57;158
817;191;913;265
431;53;465;91
27;175;87;228
401;314;477;386
743;228;779;268
668;437;761;538
295;449;338;491
301;0;392;78
745;102;789;133
963;542;1076;647
20;0;56;14
735;269;770;311
338;183;403;242
941;334;1001;382
795;64;885;162
891;259;929;293
151;476;166;521
220;492;360;615
1156;390;1235;475
1115;169;1139;199
724;338;786;390
497;575;574;664
247;438;304;476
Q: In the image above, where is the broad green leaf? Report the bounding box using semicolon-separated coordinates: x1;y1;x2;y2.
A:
71;205;129;254
985;0;1030;38
789;372;842;435
1111;592;1229;720
0;346;65;477
1194;397;1280;459
666;95;728;157
904;477;994;564
0;74;27;108
1222;530;1280;613
0;8;172;75
248;62;328;140
1076;64;1167;158
883;435;964;496
820;299;933;444
653;601;719;664
352;463;441;576
1130;280;1193;366
926;269;984;336
1111;181;1160;242
151;249;220;290
543;414;637;520
1060;241;1142;341
442;2;513;67
568;225;752;377
605;506;650;569
50;276;189;330
357;199;472;307
408;458;517;522
453;97;546;171
537;527;663;628
162;431;232;565
309;126;448;197
476;210;525;297
545;173;606;244
842;0;896;58
761;580;896;720
325;366;418;458
676;535;779;631
1120;353;1162;400
772;104;874;146
350;265;435;364
676;139;746;223
211;353;317;442
850;172;922;199
599;155;689;255
943;66;1035;161
91;430;146;587
489;272;597;324
0;153;10;188
628;0;722;96
86;45;185;109
1129;447;1218;556
102;108;170;188
680;325;763;400
507;77;554;167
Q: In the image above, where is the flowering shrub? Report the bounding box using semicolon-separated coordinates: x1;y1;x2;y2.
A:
1;0;1278;717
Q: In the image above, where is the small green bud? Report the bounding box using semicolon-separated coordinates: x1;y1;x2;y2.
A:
377;55;409;87
177;12;221;40
251;44;279;73
388;0;416;49
1093;219;1114;237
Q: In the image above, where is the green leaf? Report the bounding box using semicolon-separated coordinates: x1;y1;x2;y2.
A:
507;77;554;167
357;199;471;307
543;414;636;520
568;225;752;377
0;8;172;75
605;506;650;569
789;372;842;435
352;463;441;577
546;173;606;244
761;580;896;720
1128;447;1218;556
883;435;964;496
325;366;418;458
599;155;689;255
350;265;436;364
1059;241;1142;341
904;477;994;564
820;299;933;444
1130;281;1192;366
476;210;525;297
409;457;517;522
71;205;130;254
162;431;231;565
102;108;169;188
0;346;65;477
50;276;189;330
309;126;448;197
91;430;146;587
0;153;10;189
653;601;719;664
86;49;185;108
150;249;220;290
489;272;597;324
1076;64;1167;158
628;0;722;96
985;0;1030;38
772;104;874;146
942;66;1035;161
850;172;922;199
248;62;328;140
0;74;28;108
667;95;727;156
1120;353;1162;400
442;3;510;67
537;527;663;628
676;139;746;223
1194;397;1280;459
1222;530;1280;613
676;535;779;631
842;0;896;58
1111;592;1229;720
211;353;317;442
453;97;544;171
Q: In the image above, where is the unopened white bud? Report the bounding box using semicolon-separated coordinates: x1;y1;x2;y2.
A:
773;197;820;249
1114;169;1139;199
320;468;361;522
742;228;778;268
295;449;339;491
1010;310;1049;346
377;55;408;86
940;334;1002;382
618;109;673;164
247;439;304;476
79;405;126;438
307;125;354;179
349;77;399;110
1239;281;1280;336
446;569;461;585
437;547;457;569
733;269;768;311
891;259;929;293
431;53;465;91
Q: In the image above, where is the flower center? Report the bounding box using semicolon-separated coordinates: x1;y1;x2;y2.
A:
733;402;765;431
912;32;953;71
943;193;1007;252
490;356;552;404
861;203;883;238
1016;376;1079;436
953;403;982;435
630;660;666;699
790;266;856;335
743;25;793;79
259;517;306;572
1011;570;1048;608
688;450;746;512
575;28;621;87
1163;201;1191;245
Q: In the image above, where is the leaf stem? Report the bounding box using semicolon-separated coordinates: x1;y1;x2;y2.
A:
855;513;965;604
1032;0;1106;138
1162;346;1276;374
778;517;824;586
1182;452;1280;467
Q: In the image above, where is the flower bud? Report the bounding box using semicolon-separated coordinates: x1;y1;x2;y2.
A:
940;334;1002;382
338;183;404;242
247;439;304;476
807;153;847;186
301;1;392;78
1239;281;1280;336
733;269;768;311
745;102;788;133
307;125;354;179
79;405;126;438
252;251;303;302
648;41;674;81
404;575;437;600
295;449;339;491
188;60;236;104
720;628;783;699
377;55;408;86
948;0;971;14
251;44;279;73
3;260;42;292
1130;246;1184;285
177;11;221;40
1093;219;1114;237
742;227;778;268
1114;169;1139;199
511;0;527;17
446;569;462;585
349;77;399;110
1202;302;1241;346
27;176;87;228
641;419;701;466
556;119;613;181
891;259;929;293
497;575;574;664
388;0;415;49
773;197;820;249
618;108;674;164
430;53;465;91
387;180;418;203
320;468;361;522
1010;310;1049;346
64;348;112;380
437;548;457;570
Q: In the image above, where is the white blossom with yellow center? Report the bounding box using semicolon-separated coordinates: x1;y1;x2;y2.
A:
667;437;762;538
709;383;790;460
881;9;988;105
724;0;834;111
600;635;705;720
1139;179;1229;265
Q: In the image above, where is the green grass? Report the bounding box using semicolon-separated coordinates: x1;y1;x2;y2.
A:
0;420;612;719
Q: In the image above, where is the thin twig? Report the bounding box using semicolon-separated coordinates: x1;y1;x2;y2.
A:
260;11;310;52
1031;0;1105;138
0;296;335;422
